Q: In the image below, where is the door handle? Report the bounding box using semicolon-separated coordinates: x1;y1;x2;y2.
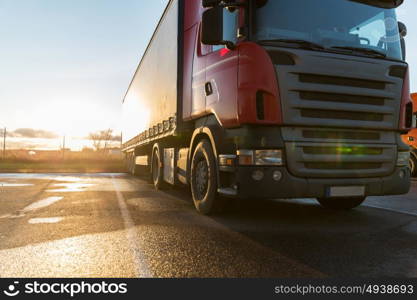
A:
205;82;213;96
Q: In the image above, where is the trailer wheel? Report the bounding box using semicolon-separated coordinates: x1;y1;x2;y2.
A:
126;152;142;176
126;152;135;175
410;154;417;177
151;146;166;190
191;139;224;215
317;197;366;210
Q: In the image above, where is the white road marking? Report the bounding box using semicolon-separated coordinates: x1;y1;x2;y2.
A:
364;204;417;217
29;217;63;224
22;197;64;212
111;176;152;278
0;197;64;220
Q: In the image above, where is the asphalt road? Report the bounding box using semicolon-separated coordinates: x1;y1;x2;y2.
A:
0;173;416;278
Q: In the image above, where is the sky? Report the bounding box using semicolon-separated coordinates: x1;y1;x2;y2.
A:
0;0;168;149
0;0;416;150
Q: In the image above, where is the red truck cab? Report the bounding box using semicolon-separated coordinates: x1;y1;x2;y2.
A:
123;0;412;214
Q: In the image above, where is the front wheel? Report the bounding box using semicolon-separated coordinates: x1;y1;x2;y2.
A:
190;139;224;215
317;197;366;210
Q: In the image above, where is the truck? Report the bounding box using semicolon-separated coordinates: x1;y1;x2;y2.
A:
122;0;413;215
403;93;417;176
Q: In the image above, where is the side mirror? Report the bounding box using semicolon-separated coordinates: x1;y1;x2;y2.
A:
201;6;236;49
350;0;404;8
398;21;407;60
202;0;221;8
202;6;224;45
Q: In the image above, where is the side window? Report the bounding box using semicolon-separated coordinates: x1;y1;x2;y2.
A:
349;12;386;48
223;8;239;44
213;45;224;52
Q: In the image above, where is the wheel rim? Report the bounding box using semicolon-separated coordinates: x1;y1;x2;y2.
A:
194;158;209;200
152;152;160;183
410;157;416;175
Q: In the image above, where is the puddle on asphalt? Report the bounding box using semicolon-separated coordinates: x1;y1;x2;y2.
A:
0;212;25;219
0;175;146;192
28;217;63;224
0;183;34;187
0;214;13;219
52;177;84;182
47;183;95;192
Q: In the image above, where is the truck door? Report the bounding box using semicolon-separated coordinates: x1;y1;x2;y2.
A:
204;9;239;126
191;23;208;116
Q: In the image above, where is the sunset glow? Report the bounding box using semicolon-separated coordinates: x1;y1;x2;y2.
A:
0;0;168;150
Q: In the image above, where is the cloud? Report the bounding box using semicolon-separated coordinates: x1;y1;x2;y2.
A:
9;128;59;139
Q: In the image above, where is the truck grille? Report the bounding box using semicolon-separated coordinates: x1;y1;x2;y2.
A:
302;130;380;141
298;73;386;90
285;141;396;178
304;162;381;170
271;48;405;178
282;126;398;178
299;91;385;106
300;109;384;122
273;49;404;131
288;71;396;128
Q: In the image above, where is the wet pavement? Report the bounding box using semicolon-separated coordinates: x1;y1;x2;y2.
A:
0;173;416;278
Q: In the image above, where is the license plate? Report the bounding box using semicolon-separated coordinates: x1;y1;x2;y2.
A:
328;186;365;198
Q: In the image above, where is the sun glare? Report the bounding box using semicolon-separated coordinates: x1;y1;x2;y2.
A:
28;99;119;138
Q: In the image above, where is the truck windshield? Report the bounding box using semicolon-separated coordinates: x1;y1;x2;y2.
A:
253;0;403;61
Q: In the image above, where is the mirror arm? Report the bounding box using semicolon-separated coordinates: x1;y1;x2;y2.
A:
224;41;237;50
219;2;246;9
204;1;246;9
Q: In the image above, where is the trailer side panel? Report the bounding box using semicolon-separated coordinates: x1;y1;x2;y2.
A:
122;0;179;146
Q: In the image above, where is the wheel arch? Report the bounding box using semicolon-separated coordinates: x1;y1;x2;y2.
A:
150;142;162;175
188;116;227;185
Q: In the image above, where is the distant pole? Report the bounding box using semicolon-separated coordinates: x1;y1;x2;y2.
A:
2;127;6;160
62;135;66;160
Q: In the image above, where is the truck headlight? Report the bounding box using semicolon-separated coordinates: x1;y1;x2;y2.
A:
237;149;283;166
255;150;283;166
397;151;410;167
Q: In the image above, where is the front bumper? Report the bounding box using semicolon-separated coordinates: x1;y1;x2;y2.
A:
233;166;411;199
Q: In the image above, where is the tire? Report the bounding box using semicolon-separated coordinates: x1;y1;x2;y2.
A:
317;197;366;210
151;146;166;190
190;139;224;215
410;154;417;177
